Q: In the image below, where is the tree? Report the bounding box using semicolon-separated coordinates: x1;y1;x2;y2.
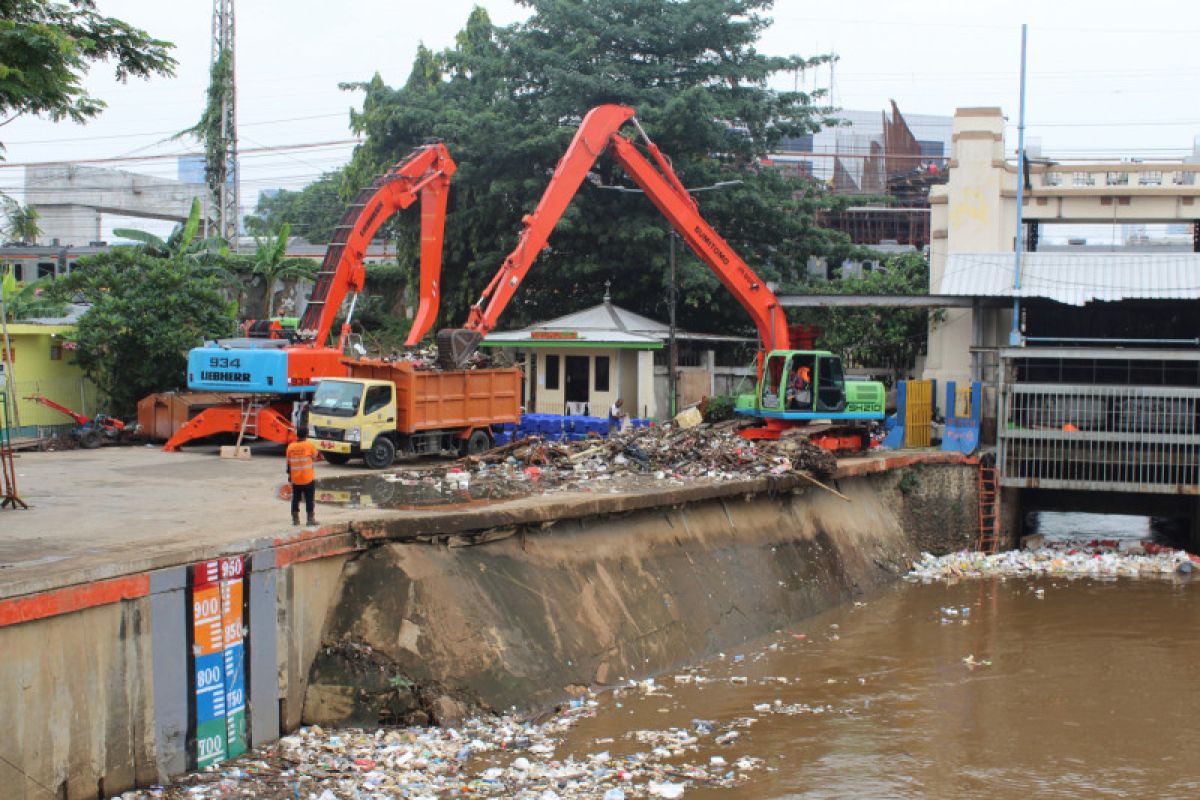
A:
0;0;176;150
48;250;236;415
799;253;935;382
331;0;845;339
243;172;344;243
250;223;316;317
1;197;40;243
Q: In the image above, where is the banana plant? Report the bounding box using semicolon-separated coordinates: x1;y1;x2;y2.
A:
113;197;225;261
251;223;316;317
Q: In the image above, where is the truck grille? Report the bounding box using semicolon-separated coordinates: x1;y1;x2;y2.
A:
313;426;344;442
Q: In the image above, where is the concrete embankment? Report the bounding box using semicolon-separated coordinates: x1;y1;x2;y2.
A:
0;451;973;799
304;460;976;726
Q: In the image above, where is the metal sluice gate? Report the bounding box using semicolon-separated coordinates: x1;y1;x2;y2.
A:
998;383;1200;494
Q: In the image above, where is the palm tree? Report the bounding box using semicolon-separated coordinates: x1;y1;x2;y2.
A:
251;223;315;317
2;199;41;244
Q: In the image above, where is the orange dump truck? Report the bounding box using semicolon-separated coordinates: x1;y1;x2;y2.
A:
308;358;521;468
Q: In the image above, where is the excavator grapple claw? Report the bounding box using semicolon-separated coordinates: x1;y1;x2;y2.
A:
436;328;483;370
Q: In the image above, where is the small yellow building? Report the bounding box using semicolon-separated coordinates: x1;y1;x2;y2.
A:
482;297;753;420
0;311;99;439
483;301;661;420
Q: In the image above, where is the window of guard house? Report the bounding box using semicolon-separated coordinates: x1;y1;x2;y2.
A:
363;384;392;415
594;356;610;392
545;354;560;390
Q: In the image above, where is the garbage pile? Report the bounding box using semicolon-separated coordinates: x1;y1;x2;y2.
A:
452;422;838;495
908;542;1199;581
118;693;765;800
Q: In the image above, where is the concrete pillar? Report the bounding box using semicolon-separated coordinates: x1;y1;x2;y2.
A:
637;349;657;420
926;107;1017;388
34;205;101;247
1190;498;1200;552
999;487;1023;549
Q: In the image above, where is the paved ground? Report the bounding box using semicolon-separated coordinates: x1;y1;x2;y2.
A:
0;443;966;600
0;445;401;597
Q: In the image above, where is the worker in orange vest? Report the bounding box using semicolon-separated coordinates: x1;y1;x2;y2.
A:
788;364;812;409
286;427;319;527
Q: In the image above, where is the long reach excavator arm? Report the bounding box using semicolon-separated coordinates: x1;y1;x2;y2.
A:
298;141;456;350
436;104;790;368
167;143;456;452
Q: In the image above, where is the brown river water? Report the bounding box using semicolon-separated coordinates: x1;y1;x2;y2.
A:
554;568;1200;798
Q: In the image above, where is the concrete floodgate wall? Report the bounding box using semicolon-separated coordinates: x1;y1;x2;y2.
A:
0;459;975;799
303;464;977;727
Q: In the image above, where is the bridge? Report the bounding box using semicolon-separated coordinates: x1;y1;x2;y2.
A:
924;107;1200;543
23;164;209;247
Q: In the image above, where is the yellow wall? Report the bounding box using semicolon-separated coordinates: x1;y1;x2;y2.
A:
525;347;648;416
2;324;99;428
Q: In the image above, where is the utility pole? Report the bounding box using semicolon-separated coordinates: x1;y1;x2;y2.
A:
668;229;678;417
594;179;742;418
1009;23;1028;346
211;0;239;248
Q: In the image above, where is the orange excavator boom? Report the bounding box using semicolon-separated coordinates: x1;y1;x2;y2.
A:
168;143;457;452
437;104;789;368
295;142;456;349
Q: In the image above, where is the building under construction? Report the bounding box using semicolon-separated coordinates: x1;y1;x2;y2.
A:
766;101;951;250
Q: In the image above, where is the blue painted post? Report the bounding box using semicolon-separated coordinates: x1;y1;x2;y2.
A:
882;380;908;449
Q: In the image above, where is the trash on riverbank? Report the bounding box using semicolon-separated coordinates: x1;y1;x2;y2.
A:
462;422;838;488
318;422;843;509
120;692;765;799
908;543;1199;581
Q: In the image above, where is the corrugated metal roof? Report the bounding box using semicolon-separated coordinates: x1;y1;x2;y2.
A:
939;252;1200;306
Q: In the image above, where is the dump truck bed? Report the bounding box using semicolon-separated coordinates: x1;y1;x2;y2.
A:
344;359;521;433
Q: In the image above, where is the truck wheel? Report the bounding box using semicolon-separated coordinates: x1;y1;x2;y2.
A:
460;429;491;457
364;436;396;469
322;452;351;466
79;428;104;449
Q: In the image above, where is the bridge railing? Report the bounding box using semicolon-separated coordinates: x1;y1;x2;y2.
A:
1033;163;1200;191
998;382;1200;494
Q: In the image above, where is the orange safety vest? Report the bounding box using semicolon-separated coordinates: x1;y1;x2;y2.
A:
286;440;318;485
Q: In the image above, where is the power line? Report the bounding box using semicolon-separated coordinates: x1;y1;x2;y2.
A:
0;113;352;146
0;139;360;170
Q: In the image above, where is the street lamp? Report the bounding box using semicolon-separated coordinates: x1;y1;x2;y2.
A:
594;179;743;416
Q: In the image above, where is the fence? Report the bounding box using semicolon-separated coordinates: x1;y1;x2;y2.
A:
998;382;1200;494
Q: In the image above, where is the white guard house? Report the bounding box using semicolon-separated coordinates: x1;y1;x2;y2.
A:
481;296;750;420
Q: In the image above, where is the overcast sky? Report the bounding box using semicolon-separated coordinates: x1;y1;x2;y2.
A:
3;0;1199;237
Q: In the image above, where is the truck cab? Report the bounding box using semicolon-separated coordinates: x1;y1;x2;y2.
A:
310;378;397;467
737;350;886;421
